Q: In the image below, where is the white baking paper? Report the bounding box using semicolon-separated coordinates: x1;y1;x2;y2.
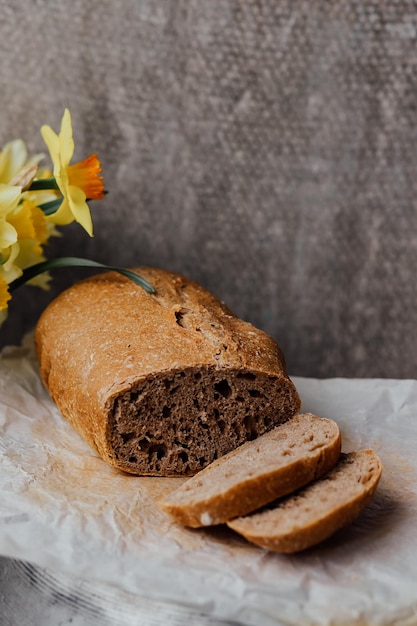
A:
0;334;416;626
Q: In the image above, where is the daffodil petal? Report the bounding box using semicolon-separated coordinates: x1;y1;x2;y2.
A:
55;165;68;195
45;197;74;226
40;125;61;171
0;252;23;283
27;152;45;167
16;239;45;269
9;164;38;190
0;221;18;248
0;184;22;216
59;109;75;167
3;241;20;271
0;140;28;183
67;185;93;236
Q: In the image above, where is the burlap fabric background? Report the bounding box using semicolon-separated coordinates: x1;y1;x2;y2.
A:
0;1;416;378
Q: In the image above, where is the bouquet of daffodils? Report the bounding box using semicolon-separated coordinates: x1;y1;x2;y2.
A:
0;109;152;327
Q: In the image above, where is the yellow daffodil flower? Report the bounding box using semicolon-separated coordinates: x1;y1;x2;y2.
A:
41;109;104;236
0;199;50;285
0;275;11;311
7;199;49;244
0;184;22;249
0;140;28;184
0;138;44;185
0;111;150;330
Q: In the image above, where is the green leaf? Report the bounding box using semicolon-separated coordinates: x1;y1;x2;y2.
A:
39;197;63;215
9;257;155;294
28;178;60;191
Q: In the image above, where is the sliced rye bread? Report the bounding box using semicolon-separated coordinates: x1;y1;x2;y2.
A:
159;413;341;526
227;449;382;553
35;268;301;476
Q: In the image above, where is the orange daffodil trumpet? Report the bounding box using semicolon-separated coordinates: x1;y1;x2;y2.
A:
0;108;154;327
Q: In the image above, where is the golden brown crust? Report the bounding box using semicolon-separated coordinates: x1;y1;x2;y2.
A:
35;267;301;475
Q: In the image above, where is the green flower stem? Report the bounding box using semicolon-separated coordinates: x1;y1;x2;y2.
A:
28;178;60;191
9;257;155;294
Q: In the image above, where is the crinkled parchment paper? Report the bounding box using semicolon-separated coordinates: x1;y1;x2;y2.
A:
1;334;416;626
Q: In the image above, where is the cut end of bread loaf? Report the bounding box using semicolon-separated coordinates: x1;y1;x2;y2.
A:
109;366;300;476
227;449;382;553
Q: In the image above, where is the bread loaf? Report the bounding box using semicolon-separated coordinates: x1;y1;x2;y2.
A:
227;449;382;553
35;267;301;476
159;413;341;526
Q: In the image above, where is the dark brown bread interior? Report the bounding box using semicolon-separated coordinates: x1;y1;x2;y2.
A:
35;267;301;476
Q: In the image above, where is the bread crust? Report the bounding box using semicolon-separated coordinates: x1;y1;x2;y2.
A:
227;450;382;553
35;267;301;476
159;414;341;526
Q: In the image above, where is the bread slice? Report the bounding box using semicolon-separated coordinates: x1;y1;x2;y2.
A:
159;413;341;526
227;450;382;553
35;268;301;476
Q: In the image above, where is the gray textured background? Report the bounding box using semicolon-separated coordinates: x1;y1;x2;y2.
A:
0;0;416;378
